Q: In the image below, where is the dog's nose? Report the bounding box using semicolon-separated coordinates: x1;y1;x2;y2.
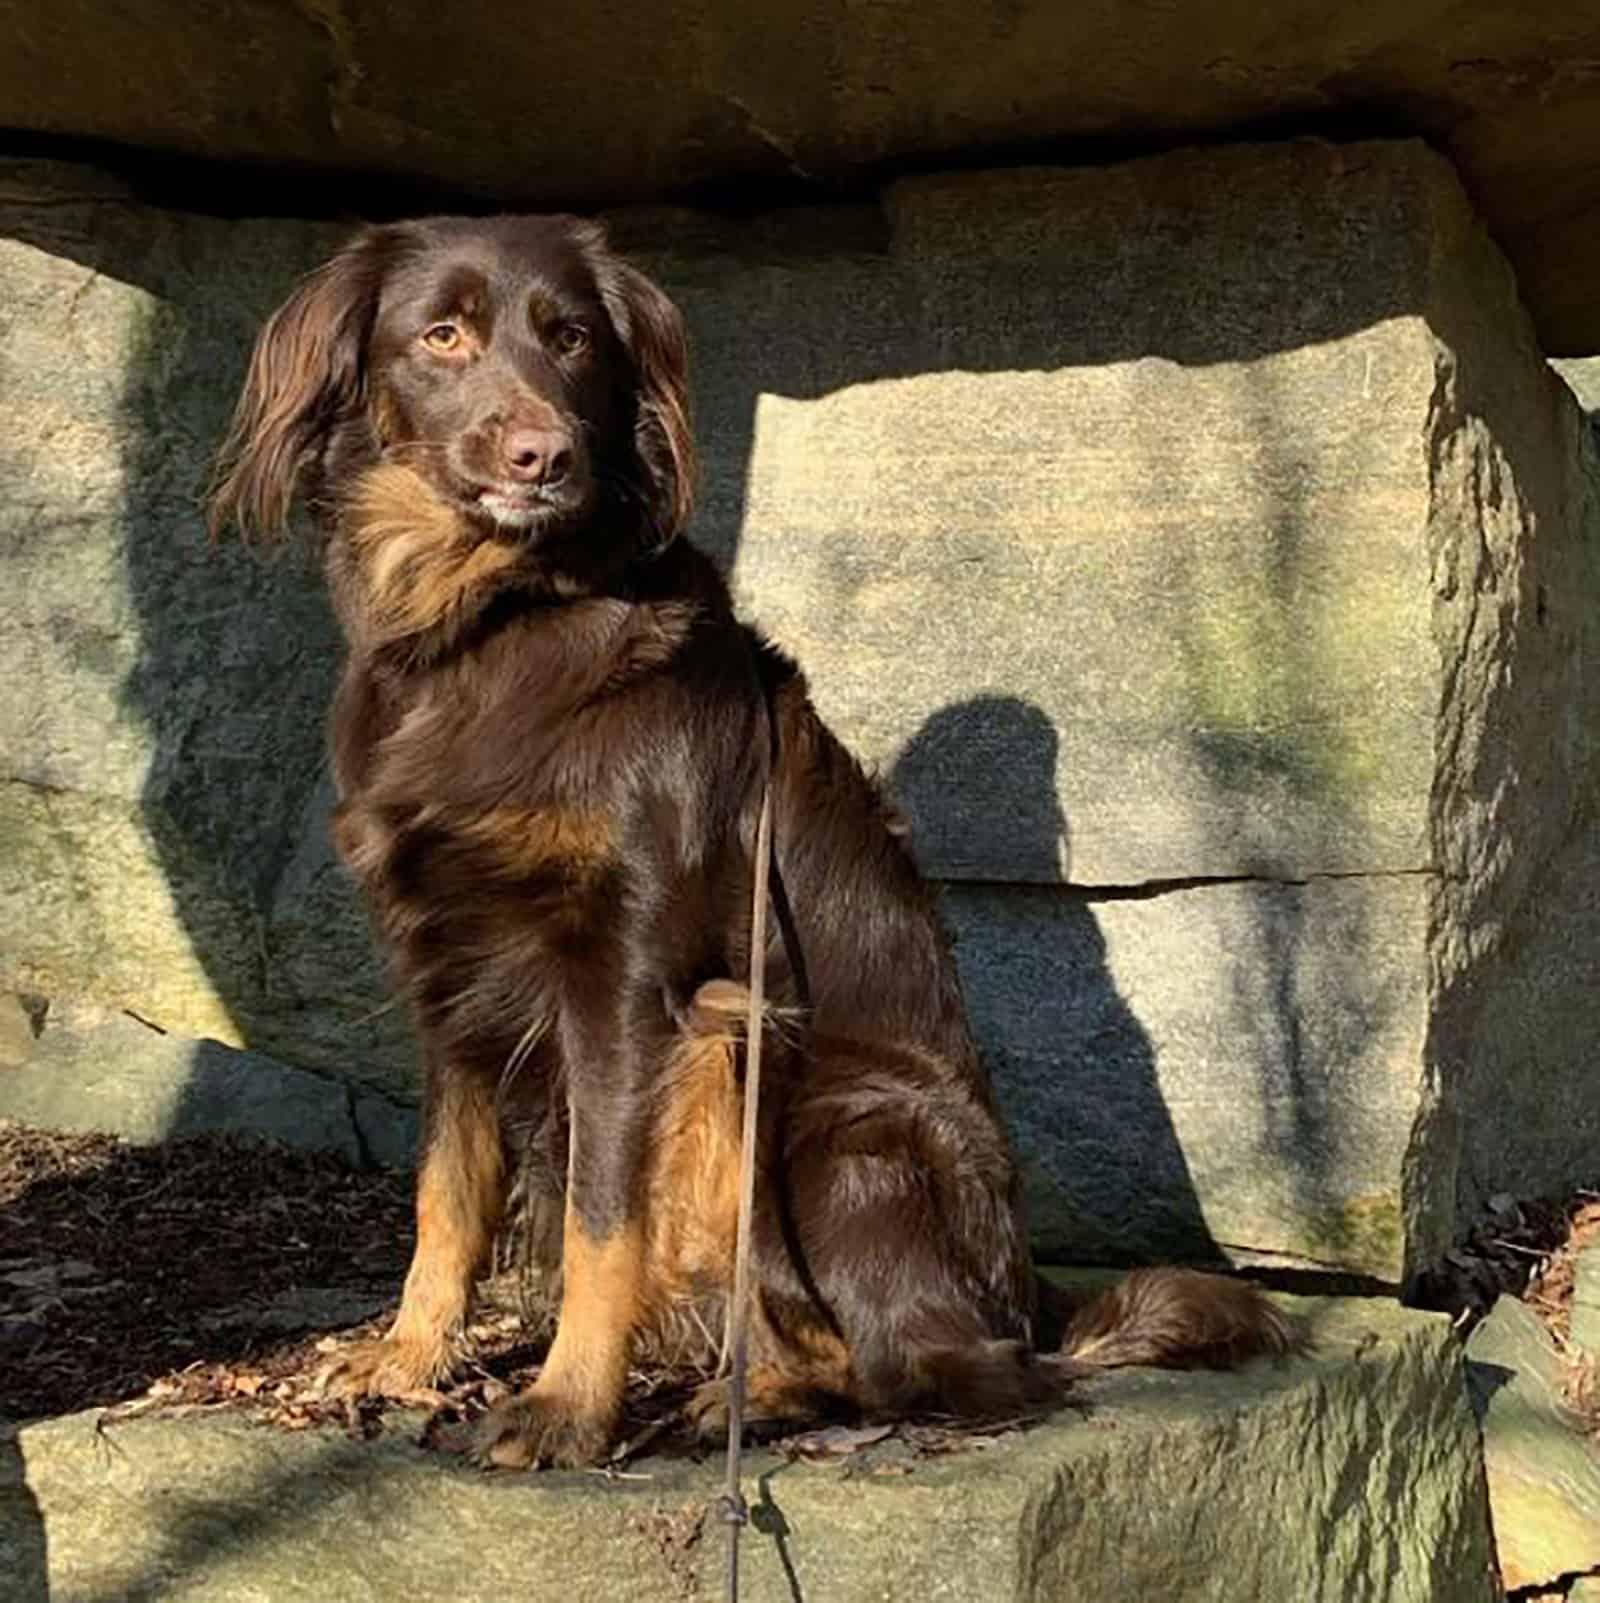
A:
501;424;572;486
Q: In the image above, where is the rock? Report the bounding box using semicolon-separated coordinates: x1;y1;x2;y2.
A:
3;3;1599;349
1554;358;1600;416
4;141;1599;1278
1466;1295;1600;1591
1;1297;1495;1602
0;167;409;1088
1573;1244;1600;1358
673;139;1600;1280
0;996;34;1069
0;1011;417;1167
951;879;1421;1269
1570;1578;1600;1603
198;1287;391;1337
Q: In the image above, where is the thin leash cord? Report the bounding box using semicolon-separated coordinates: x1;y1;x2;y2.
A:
720;776;772;1601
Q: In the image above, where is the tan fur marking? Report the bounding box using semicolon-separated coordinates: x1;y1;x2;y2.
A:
635;981;852;1418
346;463;466;560
456;805;617;878
528;1206;646;1425
643;1014;743;1312
686;1338;855;1437
323;1070;505;1396
370;385;403;448
344;463;525;643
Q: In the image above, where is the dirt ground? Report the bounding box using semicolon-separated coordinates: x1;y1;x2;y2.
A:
1;1120;413;1424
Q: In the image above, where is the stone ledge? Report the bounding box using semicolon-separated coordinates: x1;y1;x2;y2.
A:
0;1008;417;1168
1;1300;1494;1602
1466;1296;1600;1592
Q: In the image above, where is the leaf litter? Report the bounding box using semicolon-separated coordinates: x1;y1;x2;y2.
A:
1426;1188;1600;1440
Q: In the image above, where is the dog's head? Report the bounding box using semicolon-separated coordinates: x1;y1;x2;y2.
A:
208;214;694;563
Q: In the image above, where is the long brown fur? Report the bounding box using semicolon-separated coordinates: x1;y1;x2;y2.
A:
211;213;1297;1468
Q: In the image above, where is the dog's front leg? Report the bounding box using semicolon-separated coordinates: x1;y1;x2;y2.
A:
322;1055;506;1397
475;1001;663;1469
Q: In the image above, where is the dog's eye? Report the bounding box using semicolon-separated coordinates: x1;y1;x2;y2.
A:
422;323;462;353
552;323;589;357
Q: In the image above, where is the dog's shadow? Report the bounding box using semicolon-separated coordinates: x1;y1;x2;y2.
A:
888;695;1220;1265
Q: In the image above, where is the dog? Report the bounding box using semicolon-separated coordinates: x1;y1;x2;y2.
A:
208;213;1294;1468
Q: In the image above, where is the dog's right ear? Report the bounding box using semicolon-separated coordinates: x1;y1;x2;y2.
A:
207;227;398;542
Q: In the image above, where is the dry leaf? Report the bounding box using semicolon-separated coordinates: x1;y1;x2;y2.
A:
786;1422;895;1460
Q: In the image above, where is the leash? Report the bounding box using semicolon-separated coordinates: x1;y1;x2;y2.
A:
718;772;773;1603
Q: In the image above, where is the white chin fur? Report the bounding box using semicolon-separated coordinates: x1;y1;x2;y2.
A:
477;495;550;530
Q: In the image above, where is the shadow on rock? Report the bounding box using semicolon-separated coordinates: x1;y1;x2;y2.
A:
889;695;1221;1265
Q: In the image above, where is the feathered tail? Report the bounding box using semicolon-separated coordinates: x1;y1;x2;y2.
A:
1049;1267;1301;1374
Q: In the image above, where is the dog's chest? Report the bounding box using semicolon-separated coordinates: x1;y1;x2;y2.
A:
338;671;631;951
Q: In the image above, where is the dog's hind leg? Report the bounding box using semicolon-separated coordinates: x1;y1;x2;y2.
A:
681;1031;1050;1433
776;1045;1052;1422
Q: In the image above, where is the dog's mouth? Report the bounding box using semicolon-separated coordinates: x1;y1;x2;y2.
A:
465;478;589;534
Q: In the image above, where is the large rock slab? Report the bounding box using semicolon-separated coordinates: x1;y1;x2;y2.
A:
1466;1296;1600;1592
0;1298;1496;1602
4;141;1599;1279
0;165;407;1083
669;139;1600;1279
675;144;1594;894
951;878;1424;1269
0;1010;417;1167
2;2;1599;351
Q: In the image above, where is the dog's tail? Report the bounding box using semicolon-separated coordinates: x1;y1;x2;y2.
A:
1045;1267;1300;1375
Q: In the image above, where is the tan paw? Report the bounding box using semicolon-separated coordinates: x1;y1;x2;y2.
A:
685;1375;733;1440
473;1389;614;1470
317;1333;453;1400
685;1373;815;1443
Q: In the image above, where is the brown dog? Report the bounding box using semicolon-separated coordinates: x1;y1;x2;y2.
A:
209;213;1292;1468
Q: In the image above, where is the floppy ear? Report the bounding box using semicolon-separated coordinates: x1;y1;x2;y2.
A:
594;251;696;543
207;228;396;541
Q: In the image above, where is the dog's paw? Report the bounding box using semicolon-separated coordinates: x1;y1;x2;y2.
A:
473;1389;614;1470
685;1374;808;1444
685;1376;733;1441
317;1334;452;1401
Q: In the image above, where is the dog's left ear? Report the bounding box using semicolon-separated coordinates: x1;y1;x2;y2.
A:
593;248;696;543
